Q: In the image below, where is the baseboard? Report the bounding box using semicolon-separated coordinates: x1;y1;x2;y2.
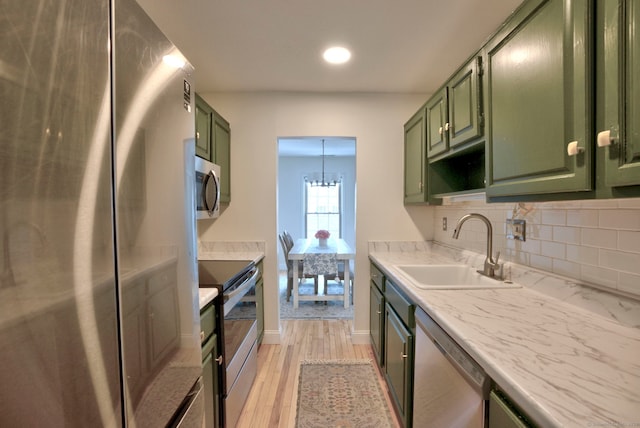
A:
261;329;281;345
350;330;371;345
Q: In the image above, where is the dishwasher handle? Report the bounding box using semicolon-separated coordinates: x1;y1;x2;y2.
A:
415;308;489;397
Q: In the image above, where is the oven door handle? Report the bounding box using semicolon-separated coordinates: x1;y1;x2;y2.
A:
224;267;259;316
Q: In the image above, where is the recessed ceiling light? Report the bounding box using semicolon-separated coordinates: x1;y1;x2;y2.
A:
323;46;351;64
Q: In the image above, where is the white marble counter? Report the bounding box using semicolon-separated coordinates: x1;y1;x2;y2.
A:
369;241;640;428
197;240;265;264
198;287;218;310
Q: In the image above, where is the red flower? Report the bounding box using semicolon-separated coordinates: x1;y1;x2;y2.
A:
315;230;330;239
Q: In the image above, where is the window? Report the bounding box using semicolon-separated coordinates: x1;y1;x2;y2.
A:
305;182;341;239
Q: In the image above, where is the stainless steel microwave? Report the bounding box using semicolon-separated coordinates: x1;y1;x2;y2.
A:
195;156;221;220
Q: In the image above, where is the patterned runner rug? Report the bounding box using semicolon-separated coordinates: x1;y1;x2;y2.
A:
295;360;396;428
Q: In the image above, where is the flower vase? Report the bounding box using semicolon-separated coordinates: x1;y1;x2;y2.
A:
318;238;328;248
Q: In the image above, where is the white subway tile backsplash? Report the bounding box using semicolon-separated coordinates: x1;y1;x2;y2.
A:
581;265;619;289
599;249;640;275
582;228;618;249
566;244;599;266
566;209;599;227
433;197;640;297
618;231;640;253
541;241;565;259
618;272;640;294
552;226;581;244
598;210;640;230
553;259;581;278
541;210;567;226
530;254;553;271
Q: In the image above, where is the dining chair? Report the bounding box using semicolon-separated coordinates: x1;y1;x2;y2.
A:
279;233;318;301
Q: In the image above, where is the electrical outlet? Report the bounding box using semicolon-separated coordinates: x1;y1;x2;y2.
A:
442;217;447;231
506;219;526;241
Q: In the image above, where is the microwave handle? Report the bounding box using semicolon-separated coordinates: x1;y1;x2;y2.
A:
204;168;220;216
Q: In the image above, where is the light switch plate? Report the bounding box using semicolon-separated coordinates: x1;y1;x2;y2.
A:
506;219;526;241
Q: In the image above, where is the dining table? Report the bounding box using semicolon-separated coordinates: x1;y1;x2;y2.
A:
288;238;355;309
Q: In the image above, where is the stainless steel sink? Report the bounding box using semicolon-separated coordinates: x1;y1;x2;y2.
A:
395;264;521;290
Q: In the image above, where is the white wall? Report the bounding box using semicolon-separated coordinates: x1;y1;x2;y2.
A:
277;155;356;270
196;92;433;342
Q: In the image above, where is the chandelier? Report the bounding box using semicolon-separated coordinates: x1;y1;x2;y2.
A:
308;139;339;187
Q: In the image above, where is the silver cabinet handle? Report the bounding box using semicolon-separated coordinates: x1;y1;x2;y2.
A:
401;352;408;359
376;310;382;315
444;122;450;131
196;131;200;140
215;355;223;365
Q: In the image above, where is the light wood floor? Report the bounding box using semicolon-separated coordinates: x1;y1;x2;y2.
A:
236;319;401;428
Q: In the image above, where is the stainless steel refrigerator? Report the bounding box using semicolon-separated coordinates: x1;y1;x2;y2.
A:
0;0;203;426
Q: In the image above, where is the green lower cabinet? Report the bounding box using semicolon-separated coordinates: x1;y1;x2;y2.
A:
384;304;414;428
489;390;537;428
596;0;640;193
201;333;220;428
485;0;593;199
200;302;220;428
369;281;384;367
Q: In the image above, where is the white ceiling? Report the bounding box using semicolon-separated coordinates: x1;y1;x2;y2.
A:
136;0;524;94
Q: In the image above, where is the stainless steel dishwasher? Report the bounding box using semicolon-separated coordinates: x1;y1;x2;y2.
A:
413;307;490;427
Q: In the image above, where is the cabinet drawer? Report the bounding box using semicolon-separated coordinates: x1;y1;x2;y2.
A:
385;280;415;328
201;332;216;361
370;263;385;291
200;303;216;344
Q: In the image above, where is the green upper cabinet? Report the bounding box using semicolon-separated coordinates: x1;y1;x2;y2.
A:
426;56;483;159
596;0;640;191
485;0;593;199
425;90;448;157
213;113;231;203
195;93;231;203
404;107;429;204
195;93;213;162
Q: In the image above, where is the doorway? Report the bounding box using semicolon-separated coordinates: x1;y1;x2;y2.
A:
277;136;356;320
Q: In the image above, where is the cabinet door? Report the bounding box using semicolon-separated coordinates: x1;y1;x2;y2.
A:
384;304;414;427
598;0;640;188
489;391;532;428
449;56;482;148
485;0;593;198
196;94;213;161
202;334;220;428
213;114;231;203
404;108;427;203
426;88;449;157
370;282;384;367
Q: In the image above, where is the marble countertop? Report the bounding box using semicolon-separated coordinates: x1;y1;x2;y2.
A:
198;287;218;310
369;241;640;428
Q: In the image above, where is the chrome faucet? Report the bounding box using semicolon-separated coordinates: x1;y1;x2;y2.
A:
452;213;503;280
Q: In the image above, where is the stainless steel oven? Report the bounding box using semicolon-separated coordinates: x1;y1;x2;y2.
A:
198;260;259;428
